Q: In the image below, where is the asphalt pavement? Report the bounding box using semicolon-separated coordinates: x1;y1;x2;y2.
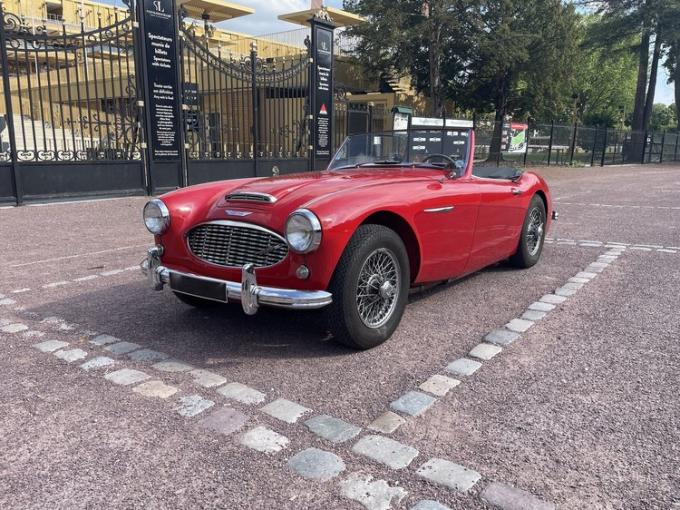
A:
0;163;678;510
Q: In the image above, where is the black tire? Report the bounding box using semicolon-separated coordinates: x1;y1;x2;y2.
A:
173;291;220;308
325;224;410;350
509;194;546;268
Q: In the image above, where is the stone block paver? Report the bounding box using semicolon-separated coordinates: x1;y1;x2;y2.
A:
528;301;555;312
104;341;142;355
80;356;115;371
416;458;481;492
521;310;547;321
568;277;590;284
33;340;69;353
1;323;28;333
390;391;436;417
260;398;311;424
352;434;419;470
176;394;215;418
54;348;88;363
481;482;555;510
585;264;605;273
505;318;534;333
128;349;169;363
446;358;482;376
305;415;361;443
288;447;345;481
189;369;227;388
540;294;567;305
368;411;406;434
484;329;520;346
90;334;120;346
239;426;289;453
216;382;265;405
469;343;502;361
152;359;194;373
411;501;452;510
555;287;577;297
419;374;460;396
339;473;408;510
575;271;597;279
132;380;178;399
104;368;150;386
197;406;249;434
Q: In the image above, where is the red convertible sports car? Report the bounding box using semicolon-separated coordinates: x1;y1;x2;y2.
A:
141;128;555;349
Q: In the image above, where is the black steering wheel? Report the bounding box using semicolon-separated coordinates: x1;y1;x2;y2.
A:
422;153;465;177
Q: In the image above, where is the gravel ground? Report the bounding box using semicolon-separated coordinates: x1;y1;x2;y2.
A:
0;163;678;509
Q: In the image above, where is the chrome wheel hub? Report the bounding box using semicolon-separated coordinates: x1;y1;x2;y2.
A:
356;248;400;329
526;208;545;256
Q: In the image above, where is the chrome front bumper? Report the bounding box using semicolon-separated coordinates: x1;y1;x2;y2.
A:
140;246;332;314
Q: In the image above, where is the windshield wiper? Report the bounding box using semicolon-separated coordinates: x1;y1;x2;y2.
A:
356;160;408;167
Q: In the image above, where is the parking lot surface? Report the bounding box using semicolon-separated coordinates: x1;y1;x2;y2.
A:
1;163;679;509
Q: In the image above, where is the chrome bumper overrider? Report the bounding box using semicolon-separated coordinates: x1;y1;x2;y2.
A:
140;246;332;314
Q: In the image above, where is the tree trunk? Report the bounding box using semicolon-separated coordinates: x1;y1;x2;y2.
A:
428;12;442;117
632;31;650;131
629;30;650;160
488;101;506;163
673;45;680;132
643;34;662;130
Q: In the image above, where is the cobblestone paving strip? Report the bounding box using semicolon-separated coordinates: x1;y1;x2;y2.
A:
339;473;408;510
288;447;346;481
197;406;250;435
352;434;419;470
104;368;150;386
239;426;290;454
481;482;556;510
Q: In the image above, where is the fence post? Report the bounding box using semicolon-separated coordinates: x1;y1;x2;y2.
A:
547;120;555;166
590;126;598;167
523;126;530;166
675;132;679;161
569;122;578;165
250;41;259;176
600;127;608;167
659;131;666;164
0;1;22;205
641;130;648;164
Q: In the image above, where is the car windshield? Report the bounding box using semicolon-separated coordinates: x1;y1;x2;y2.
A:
328;129;471;172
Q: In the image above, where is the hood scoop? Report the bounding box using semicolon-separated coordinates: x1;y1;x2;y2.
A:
225;191;277;204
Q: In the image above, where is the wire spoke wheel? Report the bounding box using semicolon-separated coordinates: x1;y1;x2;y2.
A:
355;248;400;329
526;207;545;256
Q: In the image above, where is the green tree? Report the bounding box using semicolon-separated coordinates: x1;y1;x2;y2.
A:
649;103;677;131
455;0;580;159
572;19;638;127
343;0;477;116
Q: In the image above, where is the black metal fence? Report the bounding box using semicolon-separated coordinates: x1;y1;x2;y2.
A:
472;120;680;167
0;0;144;203
178;22;312;184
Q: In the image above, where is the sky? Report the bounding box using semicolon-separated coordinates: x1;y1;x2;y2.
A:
105;0;675;105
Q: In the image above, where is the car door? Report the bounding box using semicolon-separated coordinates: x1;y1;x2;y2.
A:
412;179;481;283
465;176;527;272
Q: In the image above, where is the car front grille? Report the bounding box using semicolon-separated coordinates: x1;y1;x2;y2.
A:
187;221;288;268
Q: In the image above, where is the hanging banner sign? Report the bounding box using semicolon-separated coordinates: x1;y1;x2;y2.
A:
313;23;334;160
142;0;181;160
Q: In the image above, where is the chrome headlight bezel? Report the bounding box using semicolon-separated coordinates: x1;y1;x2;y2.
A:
143;199;170;235
285;209;322;254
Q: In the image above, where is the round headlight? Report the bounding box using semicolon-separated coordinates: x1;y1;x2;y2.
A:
285;209;322;254
143;199;170;235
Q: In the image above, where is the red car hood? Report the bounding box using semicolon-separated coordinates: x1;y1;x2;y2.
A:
161;167;446;236
219;168;444;209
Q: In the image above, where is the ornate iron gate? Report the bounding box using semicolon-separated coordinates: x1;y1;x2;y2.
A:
178;17;312;184
0;0;145;204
